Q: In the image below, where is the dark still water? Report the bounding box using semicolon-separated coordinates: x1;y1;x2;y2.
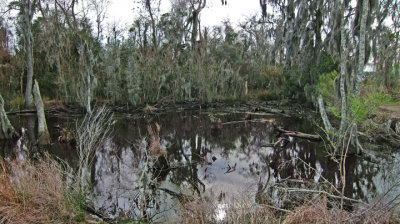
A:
2;109;400;222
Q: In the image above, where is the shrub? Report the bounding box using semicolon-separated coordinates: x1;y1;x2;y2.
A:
256;90;280;101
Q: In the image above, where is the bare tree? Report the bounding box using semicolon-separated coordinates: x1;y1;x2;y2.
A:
189;0;206;50
142;0;161;48
90;0;110;40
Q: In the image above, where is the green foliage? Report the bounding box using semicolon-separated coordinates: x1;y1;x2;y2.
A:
350;93;393;122
280;65;303;99
251;65;283;90
64;191;86;222
316;70;338;102
256;90;279;101
305;54;338;101
37;72;56;97
214;43;241;65
144;104;156;113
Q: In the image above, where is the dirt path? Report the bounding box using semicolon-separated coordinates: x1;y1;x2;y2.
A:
379;103;400;119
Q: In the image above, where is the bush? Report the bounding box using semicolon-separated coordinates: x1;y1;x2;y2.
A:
256;90;280;101
350;92;394;123
251;65;283;90
316;70;338;104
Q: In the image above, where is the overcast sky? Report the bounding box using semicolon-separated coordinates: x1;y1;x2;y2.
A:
107;0;261;29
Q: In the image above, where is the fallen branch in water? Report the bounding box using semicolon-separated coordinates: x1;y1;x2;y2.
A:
275;187;367;205
222;119;276;126
6;109;37;115
275;127;321;141
260;137;289;148
260;143;275;148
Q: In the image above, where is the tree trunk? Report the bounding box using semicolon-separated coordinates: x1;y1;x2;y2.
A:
352;0;369;154
190;0;206;50
0;94;19;139
32;80;50;145
86;72;92;114
339;1;349;138
352;0;369;97
191;10;199;50
22;0;35;108
318;94;334;135
145;0;157;49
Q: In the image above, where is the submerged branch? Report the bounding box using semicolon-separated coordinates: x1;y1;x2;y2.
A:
275;187;367;205
275;127;321;141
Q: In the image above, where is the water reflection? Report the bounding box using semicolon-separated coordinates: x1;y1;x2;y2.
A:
1;111;400;221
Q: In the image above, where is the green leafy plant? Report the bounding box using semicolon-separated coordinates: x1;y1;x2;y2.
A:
350;93;393;123
316;70;338;103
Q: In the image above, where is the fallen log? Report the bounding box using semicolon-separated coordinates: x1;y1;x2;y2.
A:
222;119;276;126
275;127;321;141
6;109;37;115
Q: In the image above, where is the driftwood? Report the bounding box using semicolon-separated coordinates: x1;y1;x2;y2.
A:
275;127;321;141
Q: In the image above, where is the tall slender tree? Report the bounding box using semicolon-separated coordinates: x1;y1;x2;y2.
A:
19;0;37;108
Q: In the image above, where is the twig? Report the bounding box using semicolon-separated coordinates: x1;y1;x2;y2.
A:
264;204;293;214
297;158;341;195
274;187;367;205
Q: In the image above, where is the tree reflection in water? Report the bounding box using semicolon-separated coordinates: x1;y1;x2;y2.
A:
3;111;400;222
87;111;400;221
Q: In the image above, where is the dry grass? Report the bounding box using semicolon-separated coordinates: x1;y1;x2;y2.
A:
178;196;279;224
0;157;76;223
177;195;399;224
178;198;215;224
284;200;352;224
43;98;66;110
284;198;398;224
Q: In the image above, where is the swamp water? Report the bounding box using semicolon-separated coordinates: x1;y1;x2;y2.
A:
2;109;400;222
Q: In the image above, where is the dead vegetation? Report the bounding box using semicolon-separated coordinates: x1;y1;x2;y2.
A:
0;157;76;223
177;195;398;224
284;200;352;224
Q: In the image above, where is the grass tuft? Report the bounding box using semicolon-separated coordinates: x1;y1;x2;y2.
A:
0;156;79;223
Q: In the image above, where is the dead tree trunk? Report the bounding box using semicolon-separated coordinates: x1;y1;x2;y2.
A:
0;94;19;139
33;80;50;145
